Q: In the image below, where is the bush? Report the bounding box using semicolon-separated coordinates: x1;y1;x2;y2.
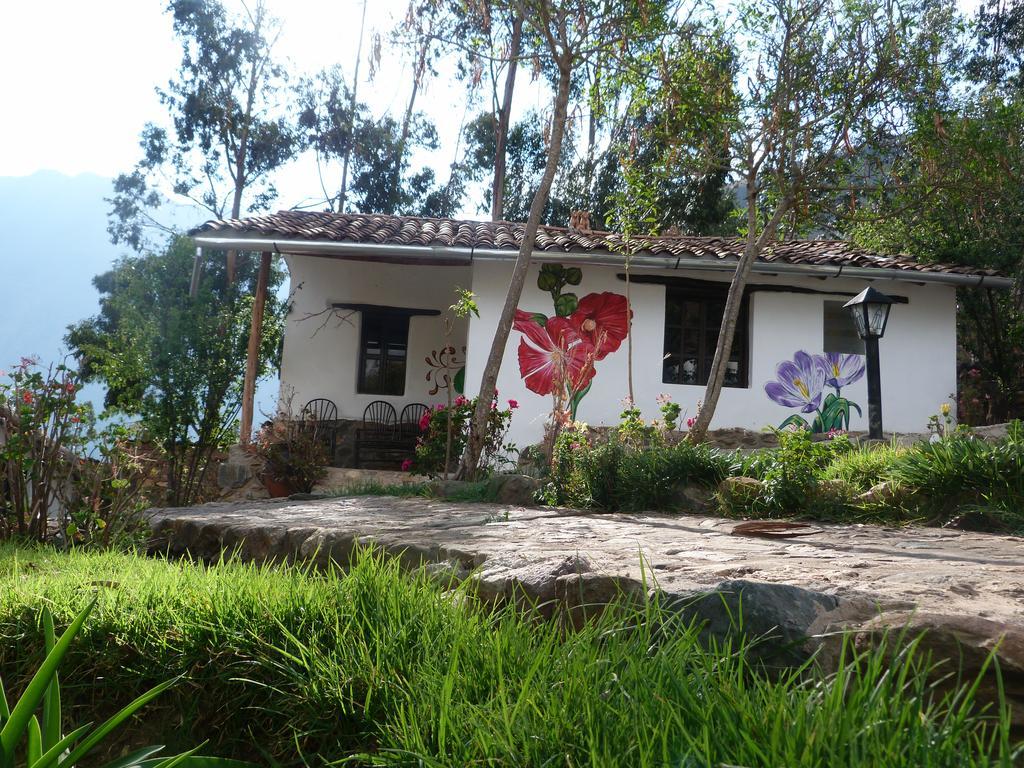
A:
408;395;515;478
0;358;153;546
887;422;1024;521
547;424;731;511
718;429;853;519
252;416;328;494
820;441;907;491
0;545;1017;766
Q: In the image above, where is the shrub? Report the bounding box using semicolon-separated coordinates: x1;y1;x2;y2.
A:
720;429;853;519
547;423;731;511
887;422;1024;520
0;358;153;546
252;416;328;494
409;395;515;478
820;441;907;492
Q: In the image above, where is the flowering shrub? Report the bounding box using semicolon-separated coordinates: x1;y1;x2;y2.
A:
407;395;516;478
0;357;153;545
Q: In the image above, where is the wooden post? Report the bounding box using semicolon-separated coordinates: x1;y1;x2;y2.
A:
239;251;272;444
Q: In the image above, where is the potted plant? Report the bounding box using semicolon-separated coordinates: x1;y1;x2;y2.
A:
252;418;328;496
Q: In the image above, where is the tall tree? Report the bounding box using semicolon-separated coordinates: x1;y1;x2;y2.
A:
850;2;1024;419
683;0;938;441
108;0;297;271
459;0;694;477
66;237;285;507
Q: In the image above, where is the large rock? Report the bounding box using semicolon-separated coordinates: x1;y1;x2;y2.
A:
486;473;543;506
846;612;1024;726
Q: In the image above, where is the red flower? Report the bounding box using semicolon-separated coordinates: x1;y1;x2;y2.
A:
568;292;631;360
514;311;596;396
508;399;519;410
22;391;32;404
401;458;413;472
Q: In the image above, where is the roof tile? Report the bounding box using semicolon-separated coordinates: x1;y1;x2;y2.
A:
191;211;1008;279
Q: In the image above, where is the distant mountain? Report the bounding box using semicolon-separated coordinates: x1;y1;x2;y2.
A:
0;170;123;370
0;170;279;423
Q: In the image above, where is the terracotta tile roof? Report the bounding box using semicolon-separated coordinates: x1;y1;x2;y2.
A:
192;210;1008;280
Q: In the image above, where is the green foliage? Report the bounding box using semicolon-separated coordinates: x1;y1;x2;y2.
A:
408;396;515;478
0;360;152;546
752;430;854;518
0;546;1016;767
887;423;1024;518
820;441;907;492
66;237;285;507
109;0;297;249
0;599;248;768
547;422;731;511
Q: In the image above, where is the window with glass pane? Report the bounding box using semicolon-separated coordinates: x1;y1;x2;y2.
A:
358;311;409;395
823;300;864;354
662;287;748;387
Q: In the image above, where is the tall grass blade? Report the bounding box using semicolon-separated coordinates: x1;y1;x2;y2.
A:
0;600;95;766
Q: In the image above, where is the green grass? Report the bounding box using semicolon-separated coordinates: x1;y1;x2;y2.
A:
326;479;499;503
0;545;1018;766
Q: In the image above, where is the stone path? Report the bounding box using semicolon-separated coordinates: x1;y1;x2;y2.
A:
148;495;1024;720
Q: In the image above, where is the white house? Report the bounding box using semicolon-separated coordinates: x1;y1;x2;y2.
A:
192;211;1012;461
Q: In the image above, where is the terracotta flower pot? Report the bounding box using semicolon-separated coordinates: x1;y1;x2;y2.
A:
261;476;292;498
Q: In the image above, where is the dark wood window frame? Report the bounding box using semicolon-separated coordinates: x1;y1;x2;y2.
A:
661;283;750;388
341;304;441;397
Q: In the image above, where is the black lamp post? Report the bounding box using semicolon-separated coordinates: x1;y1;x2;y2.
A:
843;287;895;439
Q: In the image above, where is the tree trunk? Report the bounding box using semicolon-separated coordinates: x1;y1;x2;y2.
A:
391;35;430;213
239;251;272;444
459;58;572;478
688;177;790;443
339;0;369;212
491;13;523;221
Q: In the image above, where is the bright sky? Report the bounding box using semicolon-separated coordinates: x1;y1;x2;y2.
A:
0;0;508;215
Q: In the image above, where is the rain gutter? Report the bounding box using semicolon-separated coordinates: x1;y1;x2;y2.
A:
191;234;1014;290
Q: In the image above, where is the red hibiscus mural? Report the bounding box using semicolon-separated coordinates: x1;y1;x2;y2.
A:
568;291;630;359
514;311;596;396
513;266;632;420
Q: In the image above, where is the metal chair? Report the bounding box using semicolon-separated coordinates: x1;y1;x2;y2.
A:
355;400;399;468
399;402;430;438
301;398;339;460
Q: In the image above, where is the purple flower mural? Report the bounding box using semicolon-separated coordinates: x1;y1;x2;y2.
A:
817;352;865;391
765;351;864;433
764;351;825;413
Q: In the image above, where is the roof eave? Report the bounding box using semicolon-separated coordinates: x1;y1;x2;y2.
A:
191;233;1014;290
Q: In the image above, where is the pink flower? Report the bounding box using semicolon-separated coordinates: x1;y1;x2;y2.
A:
454;395;468;406
570;441;582;451
686;417;696;428
508;399;519;410
655;393;671;406
418;412;431;431
401;459;413;472
18;356;39;370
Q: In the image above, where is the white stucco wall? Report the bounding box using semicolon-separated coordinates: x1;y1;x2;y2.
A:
464;260;958;449
278;254;472;420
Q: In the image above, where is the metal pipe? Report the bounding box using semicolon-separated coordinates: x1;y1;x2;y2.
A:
190;235;1014;289
865;336;883;439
